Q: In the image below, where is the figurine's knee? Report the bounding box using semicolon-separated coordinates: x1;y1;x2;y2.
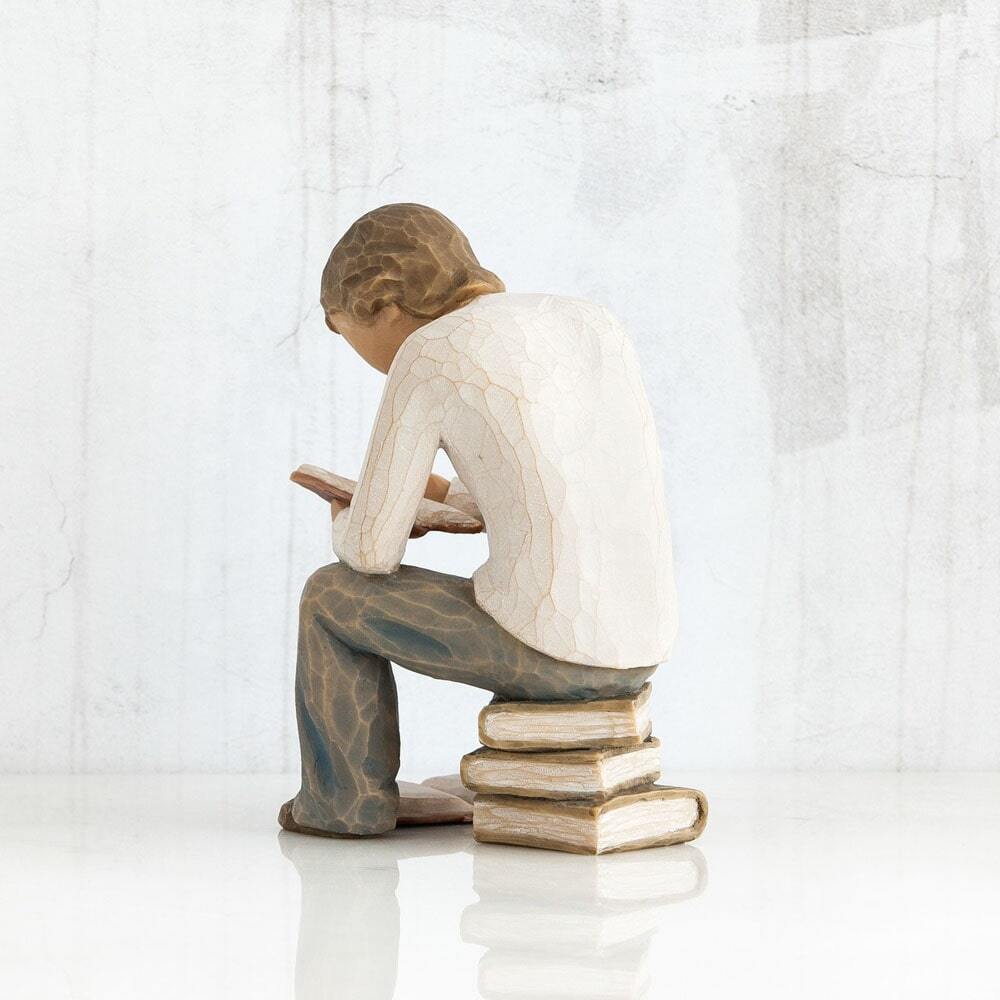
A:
300;561;357;614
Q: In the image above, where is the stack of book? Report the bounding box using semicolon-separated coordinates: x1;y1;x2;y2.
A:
462;684;708;854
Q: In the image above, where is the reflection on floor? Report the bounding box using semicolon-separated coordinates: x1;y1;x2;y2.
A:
463;845;706;999
6;773;1000;998
281;825;705;1000
280;827;470;999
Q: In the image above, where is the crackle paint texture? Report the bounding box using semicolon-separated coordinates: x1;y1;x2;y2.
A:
330;292;677;668
2;2;999;772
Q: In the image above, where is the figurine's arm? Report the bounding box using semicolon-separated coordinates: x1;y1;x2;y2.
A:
332;340;443;574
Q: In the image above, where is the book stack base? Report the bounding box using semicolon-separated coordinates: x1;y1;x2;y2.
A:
462;684;708;855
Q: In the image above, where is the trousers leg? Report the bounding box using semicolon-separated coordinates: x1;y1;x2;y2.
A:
291;573;401;835
306;563;656;701
290;561;657;835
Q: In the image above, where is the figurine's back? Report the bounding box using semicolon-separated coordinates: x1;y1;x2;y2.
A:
419;292;678;669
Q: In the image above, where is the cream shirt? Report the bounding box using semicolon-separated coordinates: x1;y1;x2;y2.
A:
332;292;678;668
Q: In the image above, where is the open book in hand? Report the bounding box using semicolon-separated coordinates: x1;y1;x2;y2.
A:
290;464;485;535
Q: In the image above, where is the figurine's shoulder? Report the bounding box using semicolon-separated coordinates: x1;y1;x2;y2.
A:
465;291;614;322
405;294;629;385
420;292;620;342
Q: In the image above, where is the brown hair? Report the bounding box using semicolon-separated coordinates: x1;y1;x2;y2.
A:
320;203;505;324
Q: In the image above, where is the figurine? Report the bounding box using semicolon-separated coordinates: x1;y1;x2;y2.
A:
279;203;677;838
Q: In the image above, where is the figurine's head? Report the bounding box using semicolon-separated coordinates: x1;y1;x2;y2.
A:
320;203;504;373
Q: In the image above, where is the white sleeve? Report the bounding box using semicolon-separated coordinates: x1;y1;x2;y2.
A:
332;338;443;574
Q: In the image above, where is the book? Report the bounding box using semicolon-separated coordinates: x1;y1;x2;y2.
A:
472;784;708;855
461;738;661;801
478;684;653;751
290;464;484;534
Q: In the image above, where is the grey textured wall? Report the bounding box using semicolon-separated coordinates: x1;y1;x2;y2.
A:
2;1;998;773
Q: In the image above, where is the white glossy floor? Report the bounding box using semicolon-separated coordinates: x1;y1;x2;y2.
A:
3;772;998;999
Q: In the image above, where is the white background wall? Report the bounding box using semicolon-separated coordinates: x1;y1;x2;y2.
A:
2;1;998;775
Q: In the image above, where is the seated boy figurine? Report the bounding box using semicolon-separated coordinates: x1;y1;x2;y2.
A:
280;203;678;837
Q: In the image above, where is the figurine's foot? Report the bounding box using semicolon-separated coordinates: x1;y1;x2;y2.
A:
396;780;473;826
278;784;472;837
277;800;365;839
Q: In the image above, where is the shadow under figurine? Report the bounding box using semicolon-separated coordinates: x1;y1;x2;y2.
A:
279;203;678;838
